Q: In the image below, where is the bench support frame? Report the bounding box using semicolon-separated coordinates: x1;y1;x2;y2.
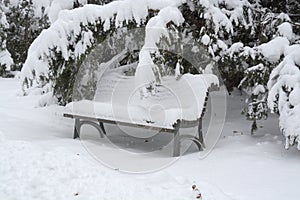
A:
67;92;209;157
70;116;205;157
74;118;106;139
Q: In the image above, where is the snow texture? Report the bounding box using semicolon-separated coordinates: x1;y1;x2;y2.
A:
48;0;87;23
175;62;182;79
201;34;210;45
227;42;244;58
247;64;264;73
0;136;224;200
277;22;294;41
252;84;265;95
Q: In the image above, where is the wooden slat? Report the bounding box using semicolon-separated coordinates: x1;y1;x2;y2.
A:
63;113;175;133
180;119;200;128
63;90;209;133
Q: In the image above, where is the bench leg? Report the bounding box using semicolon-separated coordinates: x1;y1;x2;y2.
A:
198;117;205;149
73;119;105;139
74;118;80;139
172;119;205;156
173;130;180;157
99;122;106;135
173;120;181;157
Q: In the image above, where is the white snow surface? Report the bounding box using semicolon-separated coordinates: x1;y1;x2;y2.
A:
247;63;264;72
175;62;182;78
0;131;222;200
1;78;300;200
201;34;210;45
227;42;244;57
252;84;265;95
0;11;9;28
48;0;87;23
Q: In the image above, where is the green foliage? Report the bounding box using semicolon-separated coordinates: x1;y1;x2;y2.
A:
48;20;147;105
87;0;113;5
0;17;7;76
241;65;270;134
0;5;12;76
5;0;49;71
178;0;298;134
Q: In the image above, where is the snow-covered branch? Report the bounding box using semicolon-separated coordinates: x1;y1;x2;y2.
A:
267;44;300;150
21;0;185;92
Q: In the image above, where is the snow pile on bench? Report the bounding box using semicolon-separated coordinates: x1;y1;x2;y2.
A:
66;73;218;128
135;6;184;94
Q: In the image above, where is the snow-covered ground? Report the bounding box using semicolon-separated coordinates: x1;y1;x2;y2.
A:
0;77;300;200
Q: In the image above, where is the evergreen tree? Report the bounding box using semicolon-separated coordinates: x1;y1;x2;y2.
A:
19;0;300;149
5;0;49;71
287;0;300;36
239;1;298;134
0;4;13;76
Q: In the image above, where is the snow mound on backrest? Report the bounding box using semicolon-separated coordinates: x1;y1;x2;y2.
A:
135;6;184;95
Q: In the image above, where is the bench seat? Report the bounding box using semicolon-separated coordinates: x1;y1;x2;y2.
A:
64;73;217;156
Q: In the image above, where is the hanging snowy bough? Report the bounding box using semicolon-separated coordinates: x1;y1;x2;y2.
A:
268;44;300;150
21;0;186;104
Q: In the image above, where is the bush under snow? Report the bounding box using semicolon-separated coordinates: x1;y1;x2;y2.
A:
0;8;13;75
268;44;300;150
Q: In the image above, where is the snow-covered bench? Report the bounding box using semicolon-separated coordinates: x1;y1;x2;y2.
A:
64;67;218;156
